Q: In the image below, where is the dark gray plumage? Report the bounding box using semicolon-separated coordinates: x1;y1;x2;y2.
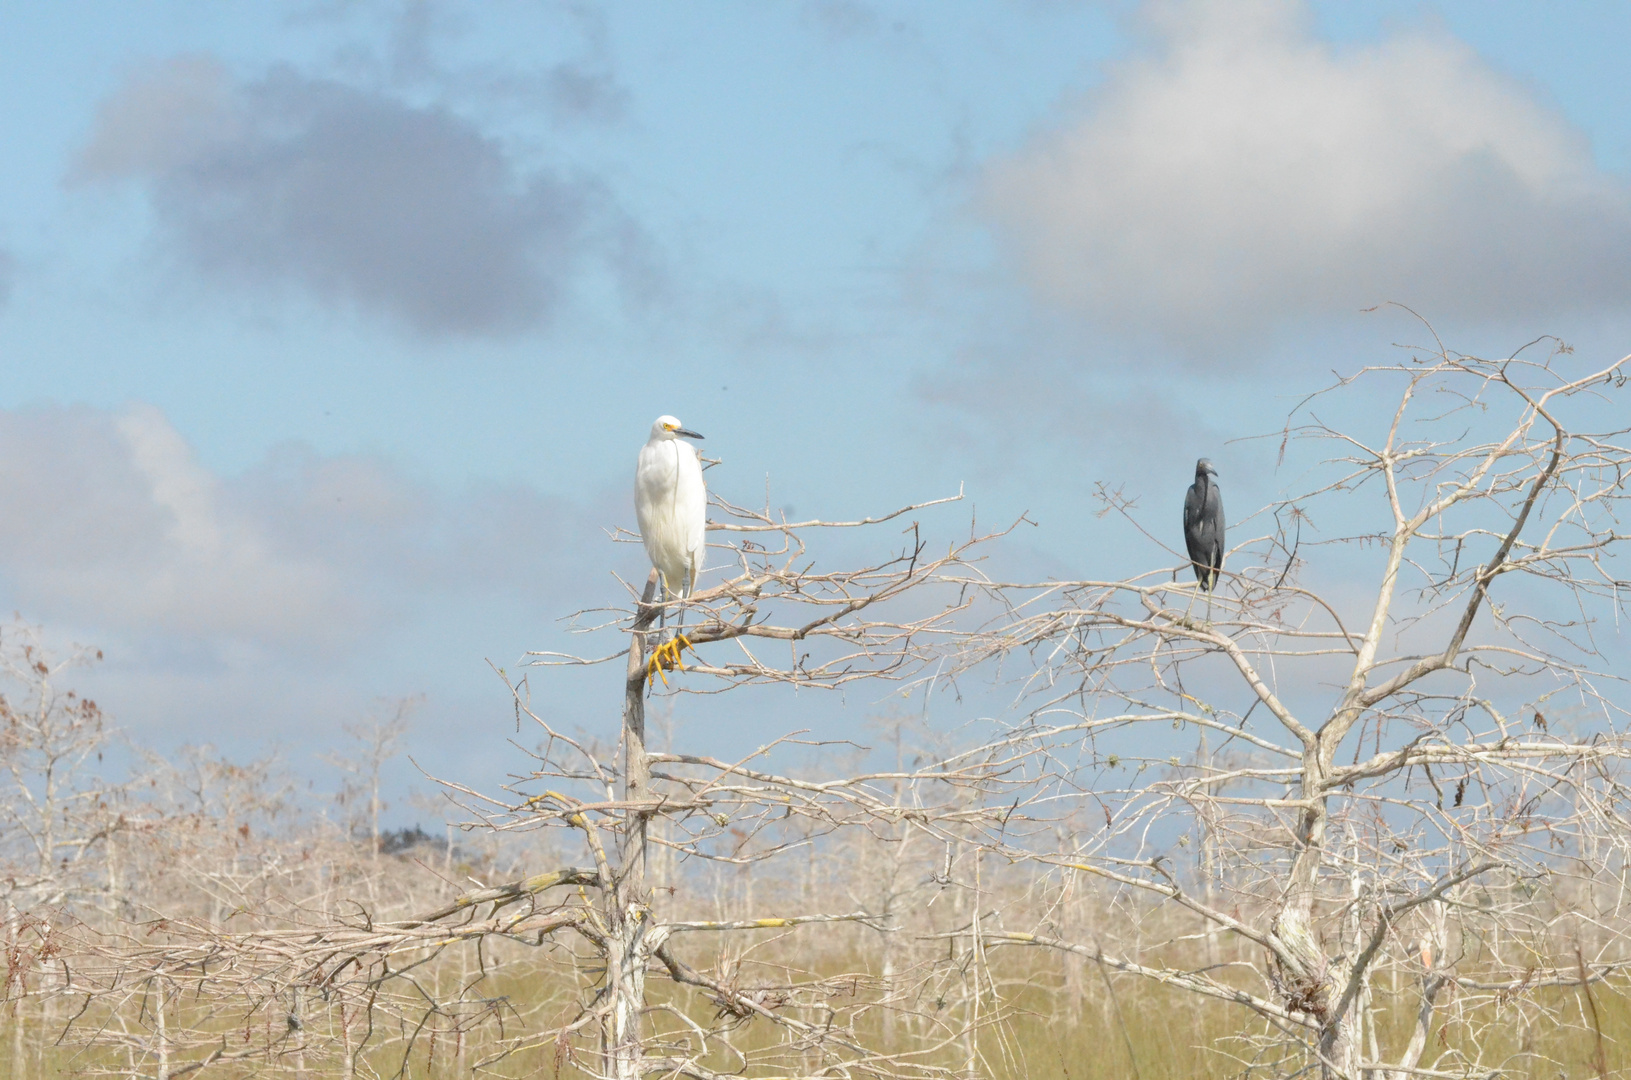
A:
1183;458;1224;591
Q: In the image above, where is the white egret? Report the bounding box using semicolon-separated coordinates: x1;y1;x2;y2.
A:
635;415;707;680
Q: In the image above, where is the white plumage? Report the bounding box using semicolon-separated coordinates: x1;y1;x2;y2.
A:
634;415;707;602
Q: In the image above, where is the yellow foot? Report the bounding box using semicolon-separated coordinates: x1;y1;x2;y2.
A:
645;635;693;686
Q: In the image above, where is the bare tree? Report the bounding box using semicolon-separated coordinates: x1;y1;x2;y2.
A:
0;623;124;1079
956;340;1631;1077
0;621;118;908
23;338;1631;1080
442;490;1013;1079
39;490;1044;1079
325;696;419;861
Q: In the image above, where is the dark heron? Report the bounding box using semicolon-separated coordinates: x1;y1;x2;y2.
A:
1183;458;1225;592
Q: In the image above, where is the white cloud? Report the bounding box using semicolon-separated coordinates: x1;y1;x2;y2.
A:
0;404;598;656
0;401;638;760
983;0;1631;344
0;405;347;648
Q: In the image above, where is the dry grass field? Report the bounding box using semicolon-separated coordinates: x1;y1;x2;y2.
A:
5;797;1629;1079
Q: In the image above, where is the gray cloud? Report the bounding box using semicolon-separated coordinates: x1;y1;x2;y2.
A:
382;1;628;123
232;439;608;609
542;64;628;125
76;56;621;337
801;1;884;42
983;0;1631;346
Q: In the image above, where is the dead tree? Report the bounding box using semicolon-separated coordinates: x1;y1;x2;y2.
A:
0;623;124;1079
323;696;419;861
0;622;118;909
33;340;1631;1080
956;341;1631;1078
43;490;1046;1080
458;490;1016;1079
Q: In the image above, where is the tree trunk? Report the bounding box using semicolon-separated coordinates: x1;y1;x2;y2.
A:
1274;744;1362;1078
604;572;661;1080
341;1001;356;1080
154;977;169;1080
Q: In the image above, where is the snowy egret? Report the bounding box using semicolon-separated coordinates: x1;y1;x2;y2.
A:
635;415;706;681
1183;459;1224;592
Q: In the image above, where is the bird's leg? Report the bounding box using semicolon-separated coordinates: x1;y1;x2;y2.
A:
646;574;695;685
647;637;689;686
1179;570;1217;630
649;625;692;682
646;580;679;686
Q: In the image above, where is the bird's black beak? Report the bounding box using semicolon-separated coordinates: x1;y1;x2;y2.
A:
676;428;705;440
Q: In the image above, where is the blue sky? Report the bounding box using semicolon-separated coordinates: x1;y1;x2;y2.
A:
2;1;1629;817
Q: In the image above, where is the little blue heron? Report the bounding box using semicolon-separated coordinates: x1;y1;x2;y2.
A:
1183;458;1224;592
